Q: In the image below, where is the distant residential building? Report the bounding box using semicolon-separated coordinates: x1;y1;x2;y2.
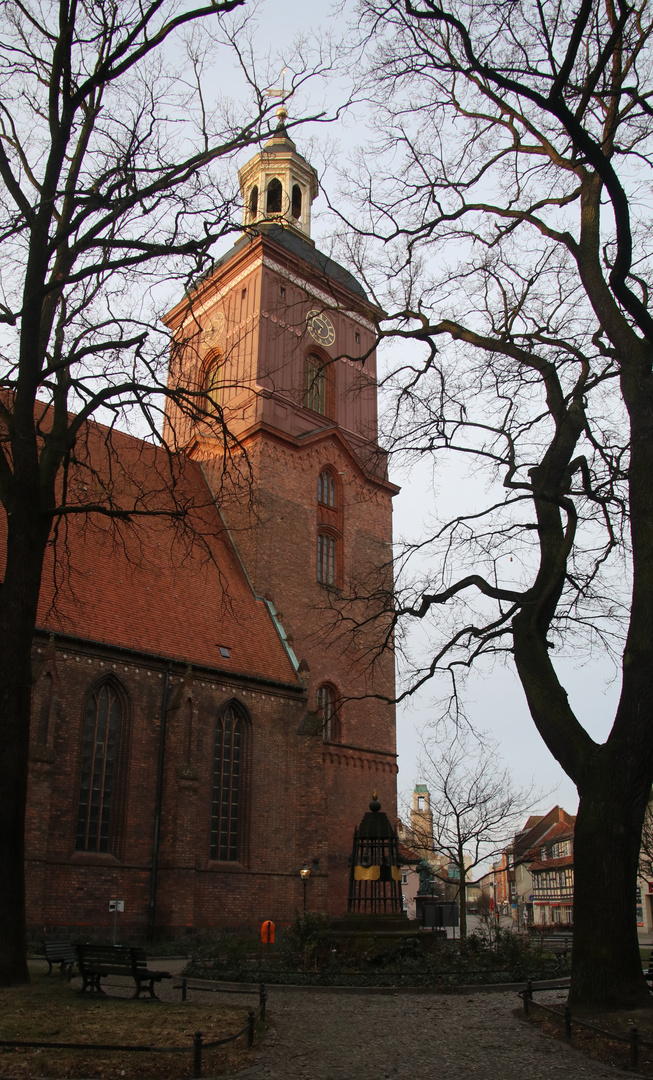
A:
636;792;653;932
510;806;576;928
529;821;575;926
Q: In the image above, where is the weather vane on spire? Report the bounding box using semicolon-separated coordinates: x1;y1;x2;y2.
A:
265;67;292;122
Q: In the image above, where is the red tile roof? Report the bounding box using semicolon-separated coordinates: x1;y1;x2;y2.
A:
530;854;574;871
9;416;300;687
522;820;575;861
398;842;423;862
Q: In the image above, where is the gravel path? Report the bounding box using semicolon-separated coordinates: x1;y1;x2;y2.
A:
30;960;627;1079
226;986;625;1080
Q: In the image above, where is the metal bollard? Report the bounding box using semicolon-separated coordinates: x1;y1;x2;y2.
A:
564;1005;572;1040
259;983;267;1023
181;978;187;1003
193;1030;203;1079
247;1009;255;1048
630;1026;639;1071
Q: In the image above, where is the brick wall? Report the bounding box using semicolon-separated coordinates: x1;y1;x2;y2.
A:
26;638;332;936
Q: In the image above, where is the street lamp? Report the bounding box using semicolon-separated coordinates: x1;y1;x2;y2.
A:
300;864;310;914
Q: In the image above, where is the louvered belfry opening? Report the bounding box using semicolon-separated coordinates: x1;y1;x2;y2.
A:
348;793;402;915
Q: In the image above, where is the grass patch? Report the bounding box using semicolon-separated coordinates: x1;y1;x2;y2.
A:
0;974;258;1078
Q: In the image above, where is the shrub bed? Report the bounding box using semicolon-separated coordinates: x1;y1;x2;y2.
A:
182;917;570;988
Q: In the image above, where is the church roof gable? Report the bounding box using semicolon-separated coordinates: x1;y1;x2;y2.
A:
17;416;300;686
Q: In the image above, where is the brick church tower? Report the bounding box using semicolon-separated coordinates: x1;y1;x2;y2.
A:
163;111;398;912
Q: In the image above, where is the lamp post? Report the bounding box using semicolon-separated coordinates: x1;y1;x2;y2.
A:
300;864;310;915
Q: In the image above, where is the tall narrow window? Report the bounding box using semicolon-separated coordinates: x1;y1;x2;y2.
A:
318;469;335;507
76;681;123;853
305;355;326;414
36;671;53;744
292;184;302;220
204;356;221;412
317;532;336;585
317;684;340;742
210;705;244;861
267;178;282;214
249;185;258;219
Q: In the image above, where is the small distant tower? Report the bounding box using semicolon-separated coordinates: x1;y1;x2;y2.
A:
411;783;434;854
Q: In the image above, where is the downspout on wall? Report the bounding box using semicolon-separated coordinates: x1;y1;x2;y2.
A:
148;660;171;941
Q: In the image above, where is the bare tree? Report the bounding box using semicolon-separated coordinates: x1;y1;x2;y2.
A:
333;0;653;1010
409;726;537;939
0;0;334;985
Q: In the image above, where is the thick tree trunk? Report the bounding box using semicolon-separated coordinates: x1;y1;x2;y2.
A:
569;748;651;1011
0;494;50;985
0;655;31;986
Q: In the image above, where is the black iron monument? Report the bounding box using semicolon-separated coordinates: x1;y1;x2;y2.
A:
347;792;403;915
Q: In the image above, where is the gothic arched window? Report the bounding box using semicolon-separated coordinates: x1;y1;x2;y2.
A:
210;704;246;861
316;466;342;586
249;185;259;219
75;680;126;854
266;178;282;214
34;670;53;744
292;184;302;220
317;684;340;742
203;354;222;412
317;532;336;586
305;354;326;414
318;469;335;508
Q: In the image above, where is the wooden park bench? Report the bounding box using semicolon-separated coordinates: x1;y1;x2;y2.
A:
75;944;171;999
531;933;572;957
43;939;77;978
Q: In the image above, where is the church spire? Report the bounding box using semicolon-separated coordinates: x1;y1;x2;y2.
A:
238;107;319;240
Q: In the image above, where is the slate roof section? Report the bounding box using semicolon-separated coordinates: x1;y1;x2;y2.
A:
206;224;369;300
22;418;300;687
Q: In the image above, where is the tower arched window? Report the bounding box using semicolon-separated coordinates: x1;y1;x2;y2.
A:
210;703;246;862
249;185;258;220
316;466;342;586
317;684;340;742
203;354;222;412
266;177;282;214
34;670;53;745
292;184;302;221
75;679;127;855
317;532;336;586
318;469;335;508
305;354;326;414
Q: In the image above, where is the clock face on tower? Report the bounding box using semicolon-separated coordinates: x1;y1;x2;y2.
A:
306;309;336;347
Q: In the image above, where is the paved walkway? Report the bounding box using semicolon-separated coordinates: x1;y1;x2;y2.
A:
228;985;625;1080
28;959;629;1079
